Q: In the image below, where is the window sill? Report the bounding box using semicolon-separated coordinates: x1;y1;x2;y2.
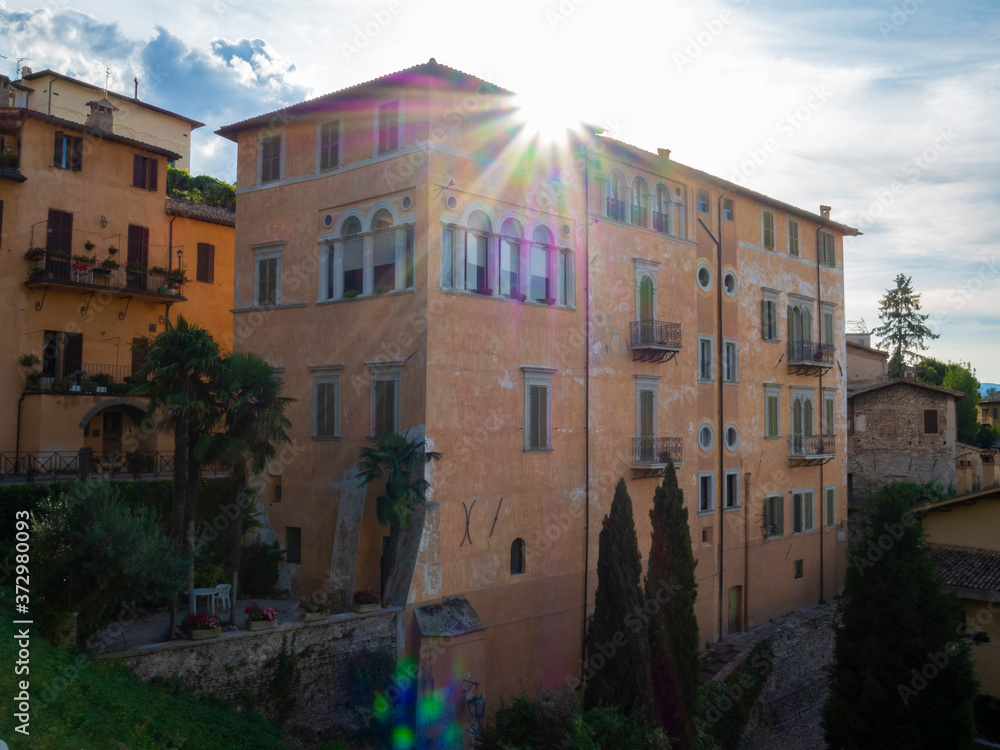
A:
765;435;782;440
724;506;741;512
316;288;416;305
523;448;554;454
233;302;309;313
698;509;715;516
724;379;740;385
312;435;340;441
763;337;782;344
697;378;715;384
438;288;576;311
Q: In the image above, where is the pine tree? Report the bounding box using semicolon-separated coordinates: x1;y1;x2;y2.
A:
871;274;939;378
823;483;978;749
584;478;652;718
645;458;700;749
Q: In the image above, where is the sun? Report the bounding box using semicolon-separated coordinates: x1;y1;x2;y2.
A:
513;90;576;143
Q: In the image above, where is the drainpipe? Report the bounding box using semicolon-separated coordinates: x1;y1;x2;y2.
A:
168;214;177;272
15;393;25;472
743;470;750;630
816;225;825;604
581;145;592;678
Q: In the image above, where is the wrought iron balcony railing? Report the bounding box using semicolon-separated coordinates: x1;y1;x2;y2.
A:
787;434;835;457
630;320;682;349
25;256;186;300
631;436;683;466
786;339;834;366
0;450;228;484
606;198;626;222
652;211;670;234
630;205;647;226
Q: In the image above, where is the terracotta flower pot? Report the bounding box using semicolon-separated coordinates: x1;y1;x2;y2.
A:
189;627;221;641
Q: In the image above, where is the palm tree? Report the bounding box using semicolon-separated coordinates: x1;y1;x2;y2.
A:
130;315;220;636
201;352;292;625
357;432;441;601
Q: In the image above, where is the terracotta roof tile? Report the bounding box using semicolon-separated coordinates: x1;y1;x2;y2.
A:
165;197;235;227
928;543;1000;592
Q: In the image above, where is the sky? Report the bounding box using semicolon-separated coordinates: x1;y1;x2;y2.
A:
2;0;998;379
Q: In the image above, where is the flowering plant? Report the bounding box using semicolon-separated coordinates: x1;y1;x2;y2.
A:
245;603;279;622
181;612;220;631
298;598;329;614
354;588;380;605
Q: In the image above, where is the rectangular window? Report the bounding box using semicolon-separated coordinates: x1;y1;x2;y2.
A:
793;490;814;533
441;227;454;288
698;190;709;213
724;340;738;383
722;198;734;221
261;134;282;183
819;232;836;267
405;225;415;289
196;243;215;283
766;386;780;438
53;131;83;171
465;230;488;293
557;252;570;306
698;336;714;381
825;486;836;528
530;244;550;302
794;560;803;579
377;100;401;155
764;494;784;537
132;155;158;190
824;390;835;436
823;305;835;346
373;378;398;437
286;527;301;565
523;367;555;452
500;235;519;297
761;291;779;341
255;246;281;306
924;409;939;434
319;119;341;171
313;369;340;438
699;472;715;514
725;470;740;509
46;208;73;255
788;219;800;257
762;210;775;250
0;200;3;247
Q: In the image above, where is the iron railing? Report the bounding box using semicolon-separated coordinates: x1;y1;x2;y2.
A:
652;211;670;234
787;434;835;457
0;450;228;484
25;256;185;298
631;437;683;465
786;340;834;366
606;198;626;222
26;362;134;386
630;320;682;349
630;205;647;226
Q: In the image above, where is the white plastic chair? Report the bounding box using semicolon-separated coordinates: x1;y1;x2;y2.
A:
213;584;232;612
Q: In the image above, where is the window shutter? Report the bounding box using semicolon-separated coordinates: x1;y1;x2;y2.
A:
826;488;835;527
761;301;767;338
776;497;784;535
529;385;540;449
805;492;814;530
257;259;269;305
148;157;158;190
133;155;144;187
640;390;654;438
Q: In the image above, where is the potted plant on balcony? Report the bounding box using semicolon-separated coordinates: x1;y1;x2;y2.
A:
54;375;74;393
166;268;187;289
344;289;360;299
244;603;279;631
100;258;120;270
81;379;97;395
182;612;221;640
125;261;146;273
298;598;330;623
91;372;111;393
353;589;381;614
84;240;95;252
107;245;118;255
18;353;40;369
24;247;45;262
72;254;96;266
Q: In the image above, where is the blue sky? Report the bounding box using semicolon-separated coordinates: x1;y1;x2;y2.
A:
2;0;998;379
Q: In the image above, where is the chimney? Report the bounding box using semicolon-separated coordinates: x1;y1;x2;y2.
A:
657;148;671;160
85;97;119;132
20;66;31;77
820;205;831;218
0;76;11;109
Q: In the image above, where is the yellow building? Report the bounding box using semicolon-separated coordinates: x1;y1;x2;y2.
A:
218;59;858;716
0;71;233;470
980;393;1000;429
918;489;1000;697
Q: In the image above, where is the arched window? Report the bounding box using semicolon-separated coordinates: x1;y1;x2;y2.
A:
372;209;395;292
466;210;491;293
632;178;649;227
530;226;553;303
510;538;525;575
341;216;363;297
500;218;522;298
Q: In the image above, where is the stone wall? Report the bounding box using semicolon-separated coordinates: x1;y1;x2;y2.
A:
106;609;400;734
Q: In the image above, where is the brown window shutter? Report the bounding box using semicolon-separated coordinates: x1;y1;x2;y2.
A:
148;157;158;190
133;155;143;187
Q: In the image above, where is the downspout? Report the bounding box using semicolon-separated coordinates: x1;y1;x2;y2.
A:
581;145;592;677
15;394;25;472
816;225;825;604
168;214;177;272
743;470;750;630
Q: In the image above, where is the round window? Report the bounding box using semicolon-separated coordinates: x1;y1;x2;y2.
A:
446;195;458;211
698;424;714;452
323;214;334;228
697;263;713;291
724;424;740;451
723;270;737;297
401;196;412;211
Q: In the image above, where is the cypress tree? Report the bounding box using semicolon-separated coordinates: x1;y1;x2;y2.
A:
645;458;700;749
823;483;978;750
584;478;652;718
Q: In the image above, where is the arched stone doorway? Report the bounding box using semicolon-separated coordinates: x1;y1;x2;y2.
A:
78;398;153;456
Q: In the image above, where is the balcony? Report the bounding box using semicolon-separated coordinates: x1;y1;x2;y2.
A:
607;198;626;222
787;434;835;467
652;211;670;234
24;362;135;393
630;205;647;227
630;320;682;363
786;339;834;376
24;254;187;305
0;450;228;484
630;436;683;479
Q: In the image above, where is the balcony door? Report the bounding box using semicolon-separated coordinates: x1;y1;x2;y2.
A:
638;387;655;462
638;277;654;344
787;305;812;357
792;395;814;454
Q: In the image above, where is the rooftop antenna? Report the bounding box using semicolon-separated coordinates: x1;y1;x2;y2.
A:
16;56;29;78
104;67;110;96
133;76;138;100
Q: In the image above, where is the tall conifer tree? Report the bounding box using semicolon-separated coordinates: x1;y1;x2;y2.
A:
584;478;652;718
646;458;700;749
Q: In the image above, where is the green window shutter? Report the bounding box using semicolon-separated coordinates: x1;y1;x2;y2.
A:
529;385;540;448
826;487;836;527
316;382;336;436
805;492;814;530
639;390;654;438
777;497;784;536
529;384;548;449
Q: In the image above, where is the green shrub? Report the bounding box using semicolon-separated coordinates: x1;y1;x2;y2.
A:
975;695;1000;742
239;537;284;595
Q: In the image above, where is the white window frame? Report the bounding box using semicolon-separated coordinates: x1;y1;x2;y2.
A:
724;469;741;510
522;366;555;452
722;197;734;221
317;117;343;173
310;366;343;438
763;493;783;537
698;335;715;382
374;98;404;157
761;210;776;251
697;262;713;292
698;190;709;214
762;288;780;342
819;231;836;267
698;422;715;453
765;384;781;438
824;485;836;528
724;339;739;383
724;423;740;451
698;471;716;514
367;361;403;437
258;130;285;185
253;244;282;307
792;489;815;533
788;219;800;257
